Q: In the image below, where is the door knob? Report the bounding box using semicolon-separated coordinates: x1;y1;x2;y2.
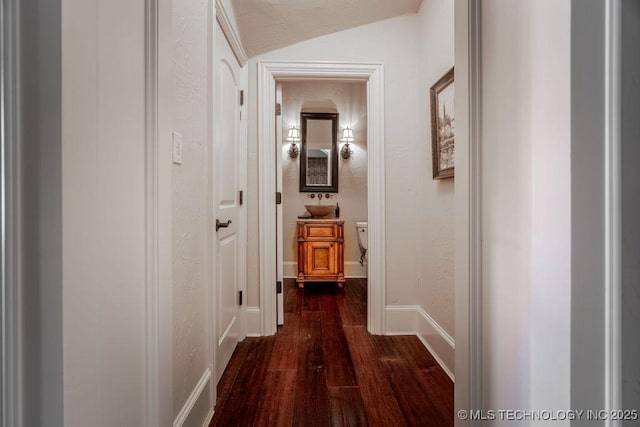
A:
216;219;232;232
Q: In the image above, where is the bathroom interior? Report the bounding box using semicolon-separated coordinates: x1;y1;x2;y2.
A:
280;80;369;312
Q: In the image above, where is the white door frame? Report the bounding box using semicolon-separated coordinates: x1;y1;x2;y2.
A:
258;61;386;336
275;83;284;326
454;0;483;419
1;0;23;425
603;0;622;415
144;0;173;425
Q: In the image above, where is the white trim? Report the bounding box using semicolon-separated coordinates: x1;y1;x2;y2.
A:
467;0;483;413
275;83;284;326
218;316;237;346
173;369;212;427
238;61;249;341
283;262;296;279
384;305;455;382
344;261;367;278
416;306;455;381
202;408;214;427
206;0;218;408
258;61;385;336
144;0;173;425
246;307;261;337
454;0;482;420
384;306;418;334
283;261;367;279
2;0;22;425
215;0;247;67
258;62;278;336
416;330;455;383
143;0;159;424
604;0;622;422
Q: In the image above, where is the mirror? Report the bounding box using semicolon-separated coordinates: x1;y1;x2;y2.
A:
300;112;339;193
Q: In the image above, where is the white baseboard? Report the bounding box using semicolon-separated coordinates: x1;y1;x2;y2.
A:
173;368;212;427
203;408;214;427
345;261;367;278
283;261;367;278
284;262;297;278
385;305;418;334
416;306;455;381
385;305;455;381
246;307;261;337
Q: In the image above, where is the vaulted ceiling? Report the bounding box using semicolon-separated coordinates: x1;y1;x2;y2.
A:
232;0;423;58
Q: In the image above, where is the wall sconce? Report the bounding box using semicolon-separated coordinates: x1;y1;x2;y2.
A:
287;126;300;158
340;127;354;160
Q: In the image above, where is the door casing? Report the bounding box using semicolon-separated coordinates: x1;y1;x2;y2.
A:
257;61;386;336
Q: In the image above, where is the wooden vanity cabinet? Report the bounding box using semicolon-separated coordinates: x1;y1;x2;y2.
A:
297;220;345;288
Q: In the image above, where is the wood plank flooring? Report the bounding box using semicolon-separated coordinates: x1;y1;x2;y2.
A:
210;279;453;426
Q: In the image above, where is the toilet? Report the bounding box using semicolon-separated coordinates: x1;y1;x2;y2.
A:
356;222;368;265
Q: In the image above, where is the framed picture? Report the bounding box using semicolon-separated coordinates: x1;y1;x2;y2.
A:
430;67;455;179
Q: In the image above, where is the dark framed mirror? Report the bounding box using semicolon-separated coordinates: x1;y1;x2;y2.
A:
299;112;339;193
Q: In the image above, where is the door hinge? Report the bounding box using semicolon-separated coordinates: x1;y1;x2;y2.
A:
276;281;282;294
238;290;243;306
275;103;282;116
239;90;244;106
239;190;243;206
276;191;282;205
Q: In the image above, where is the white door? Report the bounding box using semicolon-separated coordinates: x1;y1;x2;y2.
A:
276;84;284;326
214;23;243;383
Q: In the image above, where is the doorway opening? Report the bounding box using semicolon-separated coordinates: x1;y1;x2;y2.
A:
276;79;369;325
257;61;385;336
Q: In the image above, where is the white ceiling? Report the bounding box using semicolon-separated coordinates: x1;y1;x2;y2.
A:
231;0;423;57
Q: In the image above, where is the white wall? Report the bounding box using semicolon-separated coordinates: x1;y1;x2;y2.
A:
246;13;457;339
480;0;571;420
281;81;368;277
246;15;420;308
61;0;147;425
416;0;455;338
528;0;572;416
621;0;640;417
172;0;214;425
480;2;532;413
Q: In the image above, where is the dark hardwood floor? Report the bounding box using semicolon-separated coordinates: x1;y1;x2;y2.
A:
210;278;453;426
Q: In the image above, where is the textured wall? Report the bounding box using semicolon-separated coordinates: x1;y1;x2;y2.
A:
246;12;456;338
246;15;420;307
281;81;368;273
416;0;455;336
172;0;211;421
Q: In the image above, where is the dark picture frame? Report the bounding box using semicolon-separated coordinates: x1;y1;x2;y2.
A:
430;67;455;179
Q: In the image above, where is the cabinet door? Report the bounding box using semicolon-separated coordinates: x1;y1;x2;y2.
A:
305;241;337;276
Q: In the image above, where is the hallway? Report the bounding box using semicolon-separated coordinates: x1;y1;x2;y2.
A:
211;279;453;426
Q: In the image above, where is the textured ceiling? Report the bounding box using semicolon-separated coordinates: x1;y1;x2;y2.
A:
232;0;423;57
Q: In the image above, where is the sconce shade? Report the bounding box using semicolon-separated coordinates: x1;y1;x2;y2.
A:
287;126;300;158
341;127;354;143
340;127;354;159
287;126;301;142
